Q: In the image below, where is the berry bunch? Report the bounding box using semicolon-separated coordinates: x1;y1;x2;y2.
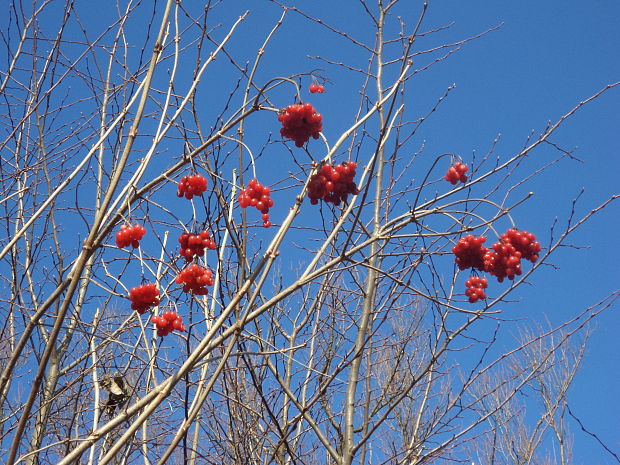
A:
238;179;274;228
465;276;488;303
501;228;541;262
175;263;214;295
452;235;488;271
483;228;541;282
152;310;185;337
178;230;217;261
177;174;208;199
278;103;323;147
307;162;360;205
445;162;468;185
129;283;160;314
115;224;147;248
483;241;522;282
452;229;540;285
309;84;325;94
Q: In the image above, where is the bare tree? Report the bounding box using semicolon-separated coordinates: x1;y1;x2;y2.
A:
0;1;617;465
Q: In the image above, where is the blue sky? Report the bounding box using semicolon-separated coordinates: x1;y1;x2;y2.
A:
251;1;620;462
418;4;620;462
1;1;618;463
246;0;618;452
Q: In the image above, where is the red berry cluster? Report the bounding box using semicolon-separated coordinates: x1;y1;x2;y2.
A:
502;228;541;262
307;162;360;205
483;229;541;282
177;174;208;199
178;230;217;261
152;310;185;337
452;229;541;299
238;179;274;228
445;162;468;185
309;84;325;94
175;263;214;295
465;276;488;303
452;229;541;285
483;241;522;282
115;224;147;248
129;283;160;314
452;235;487;271
278;103;323;147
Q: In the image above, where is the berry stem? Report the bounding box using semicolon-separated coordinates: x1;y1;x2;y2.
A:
137;240;145;277
318;132;331;160
412;152;456;210
253;76;302;108
222;134;256;179
437;195;528;239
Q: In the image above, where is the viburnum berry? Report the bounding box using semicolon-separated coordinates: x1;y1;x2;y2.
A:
175;263;214;295
177;174;208;200
151;310;185;337
483;228;541;282
238;178;274;228
278;103;323;147
445;162;468;185
309;83;325;94
178;230;217;262
465;276;488;303
501;228;541;262
129;283;160;314
115;224;147;248
307;161;360;206
452;235;488;271
483;241;522;283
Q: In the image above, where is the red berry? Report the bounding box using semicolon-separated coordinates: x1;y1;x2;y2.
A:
278;103;323;147
238;179;274;226
480;228;540;283
177;174;208;199
484;242;521;282
152;311;185;336
308;161;359;206
129;283;160;313
176;264;214;294
445;162;468;185
502;228;541;263
464;275;488;303
115;224;147;248
452;235;488;271
309;84;321;93
178;230;217;261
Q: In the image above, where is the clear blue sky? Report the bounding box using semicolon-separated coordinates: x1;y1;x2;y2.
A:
417;4;620;462
250;2;620;462
3;1;617;463
82;0;620;462
241;2;620;460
